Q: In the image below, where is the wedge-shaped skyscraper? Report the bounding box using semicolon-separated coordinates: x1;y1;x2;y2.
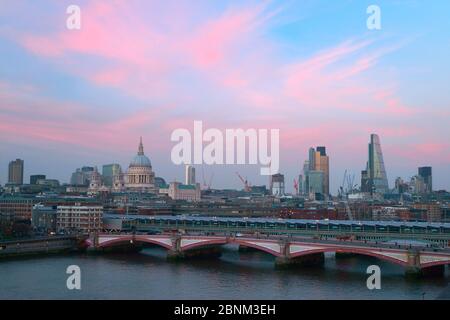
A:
361;134;389;195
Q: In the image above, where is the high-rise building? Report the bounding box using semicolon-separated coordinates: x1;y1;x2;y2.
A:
185;165;196;185
308;171;324;197
361;134;389;195
303;147;329;197
314;146;329;196
418;166;432;193
409;175;425;194
270;173;285;196
302;160;310;195
70;166;95;186
297;174;304;196
308;148;316;171
30;174;46;185
102;164;122;187
8;159;24;185
360;170;370;193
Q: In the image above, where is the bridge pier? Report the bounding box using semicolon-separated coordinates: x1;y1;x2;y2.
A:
166;236;222;260
405;250;422;277
167;246;222;261
275;253;325;268
404;250;446;277
238;245;261;253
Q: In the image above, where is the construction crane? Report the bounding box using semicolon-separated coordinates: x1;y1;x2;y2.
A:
338;169;347;199
338;169;354;220
201;166;208;190
344;200;354;220
235;172;251;192
346;173;356;194
339;170;358;198
201;166;214;190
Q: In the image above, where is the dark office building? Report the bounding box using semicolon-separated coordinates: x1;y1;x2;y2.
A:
30;174;46;185
8;159;24;185
361;170;370;193
418;166;432;193
316;146;326;157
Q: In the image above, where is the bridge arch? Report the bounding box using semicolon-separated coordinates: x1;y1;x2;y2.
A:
98;235;173;250
180;238;228;251
290;247;410;267
420;259;450;269
233;239;283;257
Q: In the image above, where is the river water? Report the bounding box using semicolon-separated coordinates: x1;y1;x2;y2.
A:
0;245;449;300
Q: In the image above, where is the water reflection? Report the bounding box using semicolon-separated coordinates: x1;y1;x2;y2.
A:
0;246;448;300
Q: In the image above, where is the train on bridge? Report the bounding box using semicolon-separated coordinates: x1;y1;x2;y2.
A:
103;214;450;244
95;215;450;276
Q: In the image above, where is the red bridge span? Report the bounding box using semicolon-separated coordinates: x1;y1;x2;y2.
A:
87;234;450;276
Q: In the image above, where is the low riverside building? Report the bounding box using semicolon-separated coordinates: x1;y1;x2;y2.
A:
412;203;443;222
0;212;14;238
0;194;39;221
57;203;103;234
32;204;57;234
159;182;201;202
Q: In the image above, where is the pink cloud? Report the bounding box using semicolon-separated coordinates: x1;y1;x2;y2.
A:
7;1;446;175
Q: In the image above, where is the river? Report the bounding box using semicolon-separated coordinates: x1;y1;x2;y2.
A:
0;245;448;299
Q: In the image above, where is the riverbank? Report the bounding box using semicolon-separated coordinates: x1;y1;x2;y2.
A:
0;235;87;259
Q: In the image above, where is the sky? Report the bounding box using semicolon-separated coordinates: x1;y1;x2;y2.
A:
0;0;449;194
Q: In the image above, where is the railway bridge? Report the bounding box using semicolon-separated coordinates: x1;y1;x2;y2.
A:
87;233;450;276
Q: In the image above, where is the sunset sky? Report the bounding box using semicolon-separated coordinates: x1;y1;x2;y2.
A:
1;0;449;193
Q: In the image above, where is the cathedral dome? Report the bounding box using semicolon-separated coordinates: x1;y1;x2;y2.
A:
129;137;152;167
130;154;151;167
125;137;155;192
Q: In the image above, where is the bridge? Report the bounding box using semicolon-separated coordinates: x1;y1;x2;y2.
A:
93;215;450;276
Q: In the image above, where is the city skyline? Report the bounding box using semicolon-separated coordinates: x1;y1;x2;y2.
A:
1;0;450;193
0;133;445;195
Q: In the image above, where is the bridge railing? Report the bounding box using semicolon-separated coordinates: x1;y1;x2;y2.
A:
124;221;450;246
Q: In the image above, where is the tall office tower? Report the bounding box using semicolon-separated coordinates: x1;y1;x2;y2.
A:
304;147;330;197
418;167;432;193
185;165;196;185
8;159;24;185
270;173;285;196
308;147;316;171
302;160;310;194
298;174;304;195
314;146;329;196
102;164;122;187
362;134;389;195
30;174;46;185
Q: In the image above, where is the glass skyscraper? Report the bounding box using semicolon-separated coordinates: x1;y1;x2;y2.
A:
362;134;389;195
102;164;122;187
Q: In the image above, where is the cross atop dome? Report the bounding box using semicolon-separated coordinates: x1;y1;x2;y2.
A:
138;136;144;155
